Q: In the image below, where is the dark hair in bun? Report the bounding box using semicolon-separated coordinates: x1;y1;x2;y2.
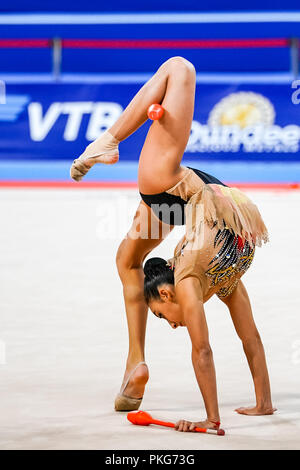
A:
143;257;174;304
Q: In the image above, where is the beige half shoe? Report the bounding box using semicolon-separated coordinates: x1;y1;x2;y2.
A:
114;362;148;412
70;130;119;182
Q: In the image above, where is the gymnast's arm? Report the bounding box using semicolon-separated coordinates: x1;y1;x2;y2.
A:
175;276;220;424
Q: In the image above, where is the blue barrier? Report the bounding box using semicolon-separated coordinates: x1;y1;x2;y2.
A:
0;46;290;74
1;160;300;183
0;12;299;74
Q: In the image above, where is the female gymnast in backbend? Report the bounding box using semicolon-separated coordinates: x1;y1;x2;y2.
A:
70;57;276;432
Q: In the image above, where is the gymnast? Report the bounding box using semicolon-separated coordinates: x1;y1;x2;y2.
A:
70;56;276;432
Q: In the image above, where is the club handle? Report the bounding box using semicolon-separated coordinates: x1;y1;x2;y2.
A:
193;426;208;434
152;419;175;429
152;419;208;434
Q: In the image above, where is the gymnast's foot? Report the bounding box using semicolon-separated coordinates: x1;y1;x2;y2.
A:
115;362;149;411
122;362;149;398
70;130;119;182
235;405;277;415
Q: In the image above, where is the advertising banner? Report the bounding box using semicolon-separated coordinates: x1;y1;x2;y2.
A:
0;82;300;163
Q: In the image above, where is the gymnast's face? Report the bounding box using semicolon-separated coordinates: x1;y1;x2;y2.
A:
148;284;186;329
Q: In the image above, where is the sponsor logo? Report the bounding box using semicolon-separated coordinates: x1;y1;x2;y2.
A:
208;92;275;128
0;91;299;154
187;92;300;153
28;101;123;141
0;94;30;121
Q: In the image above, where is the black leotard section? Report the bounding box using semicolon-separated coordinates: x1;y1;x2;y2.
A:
139;167;227;226
140;190;186;226
187;167;227;187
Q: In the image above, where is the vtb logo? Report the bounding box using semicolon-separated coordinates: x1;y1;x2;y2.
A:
28;102;123;141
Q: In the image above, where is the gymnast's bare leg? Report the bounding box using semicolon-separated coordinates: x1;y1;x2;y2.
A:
71;57;196;408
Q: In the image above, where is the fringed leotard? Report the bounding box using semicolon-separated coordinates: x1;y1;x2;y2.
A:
140;166;269;300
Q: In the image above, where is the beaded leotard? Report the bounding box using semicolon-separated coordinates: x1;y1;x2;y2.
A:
142;166;268;300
